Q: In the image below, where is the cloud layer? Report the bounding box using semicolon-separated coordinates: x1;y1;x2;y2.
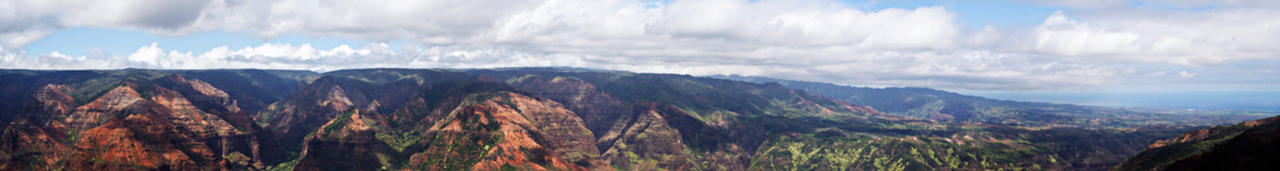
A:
1;0;1278;90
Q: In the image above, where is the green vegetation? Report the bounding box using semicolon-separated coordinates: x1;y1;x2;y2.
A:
750;134;1039;170
418;111;505;170
224;152;251;165
376;130;423;152
319;110;356;136
264;158;301;171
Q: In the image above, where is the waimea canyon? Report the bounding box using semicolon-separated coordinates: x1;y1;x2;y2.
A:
0;68;1272;170
6;0;1280;170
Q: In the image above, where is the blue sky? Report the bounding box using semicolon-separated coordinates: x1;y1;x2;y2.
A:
2;0;1278;110
845;0;1065;27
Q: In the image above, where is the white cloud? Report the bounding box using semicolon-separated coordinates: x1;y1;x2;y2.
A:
1032;9;1280;66
1033;12;1141;56
1178;70;1197;79
0;30;50;50
127;43;164;64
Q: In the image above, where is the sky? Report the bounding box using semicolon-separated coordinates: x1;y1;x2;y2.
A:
1;0;1278;110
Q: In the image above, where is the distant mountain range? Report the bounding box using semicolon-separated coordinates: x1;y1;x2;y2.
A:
711;75;1270;128
963;90;1280;112
0;68;1272;170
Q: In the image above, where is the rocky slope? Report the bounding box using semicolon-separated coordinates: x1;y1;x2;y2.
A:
1117;115;1280;170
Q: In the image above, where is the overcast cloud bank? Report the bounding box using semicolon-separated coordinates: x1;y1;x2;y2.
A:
1;0;1278;90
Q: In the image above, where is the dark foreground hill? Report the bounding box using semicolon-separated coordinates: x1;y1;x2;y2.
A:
1117;115;1280;170
0;68;1269;170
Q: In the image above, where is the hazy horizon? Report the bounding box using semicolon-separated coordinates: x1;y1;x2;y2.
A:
957;90;1280;112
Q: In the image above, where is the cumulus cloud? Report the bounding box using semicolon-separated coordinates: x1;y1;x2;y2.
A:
0;30;49;49
0;0;212;45
0;0;1277;90
1032;10;1280;66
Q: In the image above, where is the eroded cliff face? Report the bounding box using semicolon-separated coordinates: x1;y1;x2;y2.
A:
387;92;585;170
1;76;267;170
28;84;76;123
0;85;75;170
293;109;397;171
160;75;270;168
600;103;697;170
71;113;213;170
598;102;751;170
506;75;721;169
430;94;582;170
504;93;605;169
257;78;359;156
508;75;628;141
63;84;145;132
152;86;242;140
160;75;241;114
